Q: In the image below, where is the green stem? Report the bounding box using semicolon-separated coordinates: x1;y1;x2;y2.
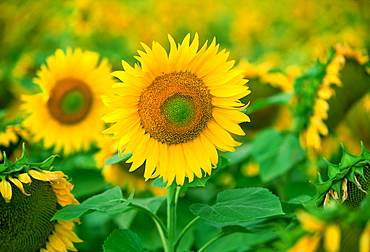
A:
129;203;168;251
174;216;201;249
198;234;226;252
166;186;180;252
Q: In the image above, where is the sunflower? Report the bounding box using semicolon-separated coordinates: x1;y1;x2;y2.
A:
0;147;82;251
0;116;29;162
287;208;370;252
298;44;369;153
22;48;114;155
306;143;370;211
102;34;250;186
236;59;297;134
94;135;166;196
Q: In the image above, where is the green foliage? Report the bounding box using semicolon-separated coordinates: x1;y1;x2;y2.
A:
251;129;306;182
0;143;58;175
190;187;284;223
305;143;370;208
52;187;133;221
105;153;133;166
1;1;369;251
103;229;143;252
247;92;292;114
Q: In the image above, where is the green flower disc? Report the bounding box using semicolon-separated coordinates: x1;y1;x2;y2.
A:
162;95;195;127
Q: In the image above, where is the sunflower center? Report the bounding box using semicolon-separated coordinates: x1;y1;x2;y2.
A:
47;78;93;125
138;72;213;145
60;90;86;115
0;178;57;252
162;95;195;127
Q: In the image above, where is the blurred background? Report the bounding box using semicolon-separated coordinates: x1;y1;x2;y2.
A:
0;0;369;251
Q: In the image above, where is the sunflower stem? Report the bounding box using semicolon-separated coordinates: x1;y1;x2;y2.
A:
166;186;180;252
174;216;201;250
198;234;227;252
129;203;167;250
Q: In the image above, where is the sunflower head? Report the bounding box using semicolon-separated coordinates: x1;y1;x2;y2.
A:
283;204;370;252
22;48;114;155
306;143;370;210
236;60;296;134
102;33;250;186
295;44;370;155
0;144;82;251
0;111;29;162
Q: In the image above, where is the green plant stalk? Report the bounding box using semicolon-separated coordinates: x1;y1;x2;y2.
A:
166;186;180;252
198;234;227;252
130;202;168;251
174;216;201;249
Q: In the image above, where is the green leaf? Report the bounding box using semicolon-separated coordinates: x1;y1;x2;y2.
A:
247;92;292;114
281;195;312;213
219;225;253;235
223;143;253;166
103;229;142;252
106;152;133;166
2;164;26;174
52;187;132;221
0;164;6;173
132;196;167;213
13;143;28;165
151;177;169;188
51;205;94;221
2;152;11;168
251;129;306;182
190;187;284;223
83;186;127;211
29;154;59;170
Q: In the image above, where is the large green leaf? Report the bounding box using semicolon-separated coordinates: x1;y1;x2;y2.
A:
251;129;306;182
52;187;133;221
190;187;284;223
103;229;142;252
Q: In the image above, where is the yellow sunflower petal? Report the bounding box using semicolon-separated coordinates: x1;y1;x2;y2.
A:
8;177;30;196
48;232;68;252
0;179;12;202
323;224;341;252
360;221;370;252
288;234;321;252
55;221;83;243
296;210;325;232
18;173;32;184
28;170;58;182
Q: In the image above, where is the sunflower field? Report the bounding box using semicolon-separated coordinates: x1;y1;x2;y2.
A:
1;0;370;251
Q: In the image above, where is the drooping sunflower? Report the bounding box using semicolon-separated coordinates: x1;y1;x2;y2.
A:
0;147;82;251
0;124;28;162
306;143;370;211
284;143;370;252
102;34;250;186
0;110;29;162
22;48;114;155
297;44;370;153
287;209;370;252
235;59;296;134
